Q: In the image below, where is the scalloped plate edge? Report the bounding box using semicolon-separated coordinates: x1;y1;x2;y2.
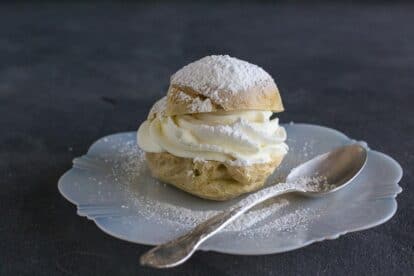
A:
57;123;403;255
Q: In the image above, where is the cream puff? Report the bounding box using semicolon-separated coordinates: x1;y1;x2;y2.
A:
137;55;288;201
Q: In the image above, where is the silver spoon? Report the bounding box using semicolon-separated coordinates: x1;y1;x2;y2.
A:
140;144;367;268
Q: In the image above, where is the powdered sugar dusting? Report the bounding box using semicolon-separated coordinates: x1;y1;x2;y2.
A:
108;140;324;236
148;96;167;118
250;207;318;236
235;178;334;213
176;91;192;102
171;55;274;105
293;175;336;192
189;97;213;113
111;140;147;183
171;91;215;113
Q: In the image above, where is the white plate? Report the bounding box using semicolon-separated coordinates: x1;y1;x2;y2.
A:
58;124;402;255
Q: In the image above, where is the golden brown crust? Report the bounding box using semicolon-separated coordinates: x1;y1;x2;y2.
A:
165;83;284;117
147;96;167;120
143;56;287;200
145;152;285;201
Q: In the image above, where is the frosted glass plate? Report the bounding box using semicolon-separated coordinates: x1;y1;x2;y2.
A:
58;124;402;255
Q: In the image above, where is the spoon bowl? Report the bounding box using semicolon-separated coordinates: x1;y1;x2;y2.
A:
288;144;367;197
140;143;368;268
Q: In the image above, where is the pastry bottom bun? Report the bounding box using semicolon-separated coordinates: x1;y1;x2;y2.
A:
146;152;285;201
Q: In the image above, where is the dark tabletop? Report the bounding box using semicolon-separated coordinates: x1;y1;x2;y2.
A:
1;2;413;275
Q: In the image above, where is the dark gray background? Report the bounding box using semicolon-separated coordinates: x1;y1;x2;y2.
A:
1;3;413;275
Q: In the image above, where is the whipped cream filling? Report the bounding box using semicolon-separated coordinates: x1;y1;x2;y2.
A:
137;110;288;166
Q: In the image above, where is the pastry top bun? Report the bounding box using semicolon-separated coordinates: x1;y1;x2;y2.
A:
164;55;284;117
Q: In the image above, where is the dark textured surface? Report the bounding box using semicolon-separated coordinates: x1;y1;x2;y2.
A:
1;3;413;275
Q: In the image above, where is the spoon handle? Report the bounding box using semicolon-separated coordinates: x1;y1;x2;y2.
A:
140;184;298;268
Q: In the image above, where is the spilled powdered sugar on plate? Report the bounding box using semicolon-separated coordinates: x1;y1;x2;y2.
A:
60;125;402;254
109;137;323;237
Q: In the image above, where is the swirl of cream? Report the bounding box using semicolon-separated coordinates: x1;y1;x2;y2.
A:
137;110;288;166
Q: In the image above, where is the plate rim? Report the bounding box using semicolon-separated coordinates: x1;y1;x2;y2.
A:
57;123;403;255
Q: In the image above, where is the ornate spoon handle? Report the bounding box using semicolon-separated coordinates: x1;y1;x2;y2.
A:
140;184;297;268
